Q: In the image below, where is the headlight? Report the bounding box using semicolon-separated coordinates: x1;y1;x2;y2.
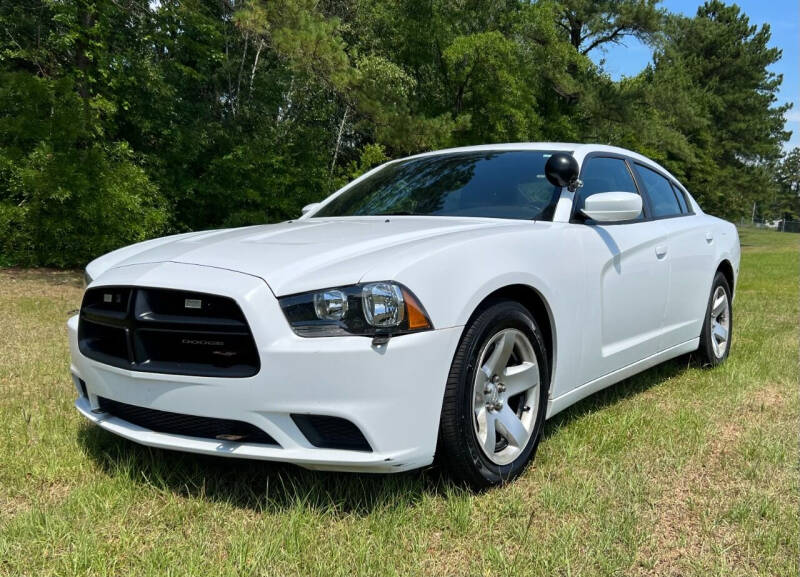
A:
279;282;432;337
313;289;348;320
362;282;404;327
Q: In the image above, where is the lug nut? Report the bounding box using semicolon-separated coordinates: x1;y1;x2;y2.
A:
491;374;501;384
494;400;503;411
497;383;506;393
484;384;493;394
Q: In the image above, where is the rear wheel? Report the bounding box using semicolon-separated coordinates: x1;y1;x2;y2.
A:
697;271;733;366
438;300;549;489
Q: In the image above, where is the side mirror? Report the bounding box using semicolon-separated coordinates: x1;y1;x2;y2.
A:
301;202;321;216
581;192;643;223
545;153;580;189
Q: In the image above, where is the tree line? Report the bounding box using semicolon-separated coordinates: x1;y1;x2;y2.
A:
0;0;796;267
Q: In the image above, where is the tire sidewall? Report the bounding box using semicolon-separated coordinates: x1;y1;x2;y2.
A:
456;302;549;485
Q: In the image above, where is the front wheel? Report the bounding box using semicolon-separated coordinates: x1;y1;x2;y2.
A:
697;271;733;366
437;300;549;489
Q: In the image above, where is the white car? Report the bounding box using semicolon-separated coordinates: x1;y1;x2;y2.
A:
69;143;740;488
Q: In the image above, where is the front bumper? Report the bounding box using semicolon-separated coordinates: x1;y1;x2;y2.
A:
69;262;462;473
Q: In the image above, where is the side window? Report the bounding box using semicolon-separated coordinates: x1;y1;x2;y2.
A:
634;164;682;218
671;183;690;214
576;157;642;220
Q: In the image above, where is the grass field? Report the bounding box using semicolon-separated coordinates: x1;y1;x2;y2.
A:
0;228;797;576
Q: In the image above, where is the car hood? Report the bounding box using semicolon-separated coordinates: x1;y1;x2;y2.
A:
110;217;524;295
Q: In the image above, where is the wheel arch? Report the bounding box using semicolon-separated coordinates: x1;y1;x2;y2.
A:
716;259;735;296
466;284;556;393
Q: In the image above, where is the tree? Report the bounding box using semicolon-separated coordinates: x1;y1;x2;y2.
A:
0;0;792;265
554;0;664;56
0;0;167;266
637;1;790;217
771;148;800;221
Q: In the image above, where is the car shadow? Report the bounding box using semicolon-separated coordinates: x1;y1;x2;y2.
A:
541;353;694;441
76;354;696;514
76;424;456;515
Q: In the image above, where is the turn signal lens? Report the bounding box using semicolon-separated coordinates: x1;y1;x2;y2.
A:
402;288;432;330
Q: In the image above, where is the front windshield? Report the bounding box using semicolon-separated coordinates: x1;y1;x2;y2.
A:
314;150;563;220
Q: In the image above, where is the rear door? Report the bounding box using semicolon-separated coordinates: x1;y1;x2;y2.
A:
570;155;670;383
631;163;715;349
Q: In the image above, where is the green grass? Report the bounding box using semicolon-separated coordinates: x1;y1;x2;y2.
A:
0;229;797;576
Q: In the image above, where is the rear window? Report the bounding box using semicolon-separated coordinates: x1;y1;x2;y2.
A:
671;183;690;213
634;164;682;218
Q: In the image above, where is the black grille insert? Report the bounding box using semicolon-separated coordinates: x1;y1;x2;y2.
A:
98;397;279;445
79;286;259;377
291;414;372;452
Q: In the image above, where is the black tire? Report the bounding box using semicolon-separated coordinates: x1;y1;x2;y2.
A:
437;300;549;489
697;271;733;366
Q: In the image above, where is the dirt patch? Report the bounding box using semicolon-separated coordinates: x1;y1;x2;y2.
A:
628;379;798;576
0;268;83;286
746;385;790;411
0;480;73;522
629;421;744;576
0;492;34;520
0;268;83;301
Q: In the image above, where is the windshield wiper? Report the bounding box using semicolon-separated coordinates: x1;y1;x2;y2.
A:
375;211;419;216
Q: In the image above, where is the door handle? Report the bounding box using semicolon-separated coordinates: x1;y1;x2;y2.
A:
705;232;714;243
655;245;668;259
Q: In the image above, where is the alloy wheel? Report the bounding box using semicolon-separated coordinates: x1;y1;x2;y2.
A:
710;286;730;358
471;328;540;465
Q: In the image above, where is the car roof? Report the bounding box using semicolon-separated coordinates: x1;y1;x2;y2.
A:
401;142;681;187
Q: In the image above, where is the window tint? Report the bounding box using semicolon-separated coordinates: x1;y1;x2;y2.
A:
576;157;642;220
634;164;682;218
314;151;562;221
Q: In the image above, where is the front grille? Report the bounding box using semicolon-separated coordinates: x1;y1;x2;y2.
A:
79;286;260;377
291;414;372;452
98;397;279;445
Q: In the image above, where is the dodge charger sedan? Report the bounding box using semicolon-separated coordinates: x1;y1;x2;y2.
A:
69;143;740;488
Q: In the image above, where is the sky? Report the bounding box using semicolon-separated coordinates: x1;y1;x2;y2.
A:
589;0;799;152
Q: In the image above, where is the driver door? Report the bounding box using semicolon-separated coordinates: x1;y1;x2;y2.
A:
571;155;670;383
